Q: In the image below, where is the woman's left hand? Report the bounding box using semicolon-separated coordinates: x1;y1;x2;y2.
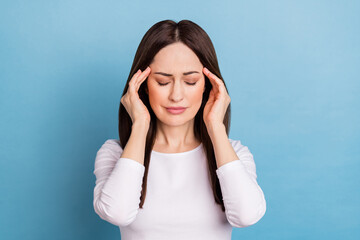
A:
202;67;231;129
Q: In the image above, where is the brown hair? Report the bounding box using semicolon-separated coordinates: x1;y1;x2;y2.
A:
118;19;231;212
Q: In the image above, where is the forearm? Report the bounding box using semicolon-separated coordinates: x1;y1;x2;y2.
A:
93;122;148;226
208;124;266;227
207;124;239;169
120;121;149;165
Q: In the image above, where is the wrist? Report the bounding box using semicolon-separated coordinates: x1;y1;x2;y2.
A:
132;121;150;131
206;123;226;137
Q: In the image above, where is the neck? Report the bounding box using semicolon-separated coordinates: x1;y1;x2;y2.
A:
155;118;199;148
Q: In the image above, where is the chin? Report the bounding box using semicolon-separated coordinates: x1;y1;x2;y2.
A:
155;111;196;126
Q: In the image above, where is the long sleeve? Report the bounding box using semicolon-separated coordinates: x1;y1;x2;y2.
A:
93;139;145;226
215;139;266;228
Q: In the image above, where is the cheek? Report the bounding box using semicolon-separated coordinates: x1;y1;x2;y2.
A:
188;85;204;105
147;82;165;103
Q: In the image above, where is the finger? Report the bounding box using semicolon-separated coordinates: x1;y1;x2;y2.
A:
203;67;216;89
130;69;142;85
203;67;221;94
204;67;223;87
135;66;151;92
133;69;141;79
128;69;142;93
136;66;150;81
203;67;225;94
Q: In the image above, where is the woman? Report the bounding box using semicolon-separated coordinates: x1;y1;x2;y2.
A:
93;19;266;239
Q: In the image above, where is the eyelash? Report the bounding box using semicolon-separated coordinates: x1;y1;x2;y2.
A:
158;82;197;86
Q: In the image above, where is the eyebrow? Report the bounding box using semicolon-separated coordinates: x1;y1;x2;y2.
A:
153;71;200;76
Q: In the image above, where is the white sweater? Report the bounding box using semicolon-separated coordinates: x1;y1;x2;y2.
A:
93;138;266;240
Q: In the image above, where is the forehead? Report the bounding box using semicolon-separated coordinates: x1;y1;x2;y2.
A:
150;42;203;71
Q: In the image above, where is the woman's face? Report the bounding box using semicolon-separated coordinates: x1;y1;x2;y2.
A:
146;42;205;127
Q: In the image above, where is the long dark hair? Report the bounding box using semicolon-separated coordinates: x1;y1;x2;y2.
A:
118;19;231;212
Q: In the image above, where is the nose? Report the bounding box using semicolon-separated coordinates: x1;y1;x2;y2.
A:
169;81;184;102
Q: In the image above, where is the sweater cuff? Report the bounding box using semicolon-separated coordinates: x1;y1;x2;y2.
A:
215;159;247;179
118;157;145;173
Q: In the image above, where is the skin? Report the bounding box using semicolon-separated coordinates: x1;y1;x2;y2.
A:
146;42;205;152
120;46;263;222
131;41;233;158
126;41;238;168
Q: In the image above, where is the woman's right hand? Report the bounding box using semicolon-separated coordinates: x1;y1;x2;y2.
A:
120;66;152;125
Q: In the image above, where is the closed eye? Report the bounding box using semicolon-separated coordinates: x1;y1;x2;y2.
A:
158;82;197;86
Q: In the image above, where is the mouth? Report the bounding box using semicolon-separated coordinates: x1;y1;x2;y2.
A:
165;107;187;114
166;107;186;110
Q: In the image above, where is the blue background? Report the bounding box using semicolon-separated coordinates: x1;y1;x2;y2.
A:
1;0;359;239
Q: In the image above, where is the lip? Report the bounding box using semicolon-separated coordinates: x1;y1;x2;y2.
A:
166;107;186;110
166;107;187;114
